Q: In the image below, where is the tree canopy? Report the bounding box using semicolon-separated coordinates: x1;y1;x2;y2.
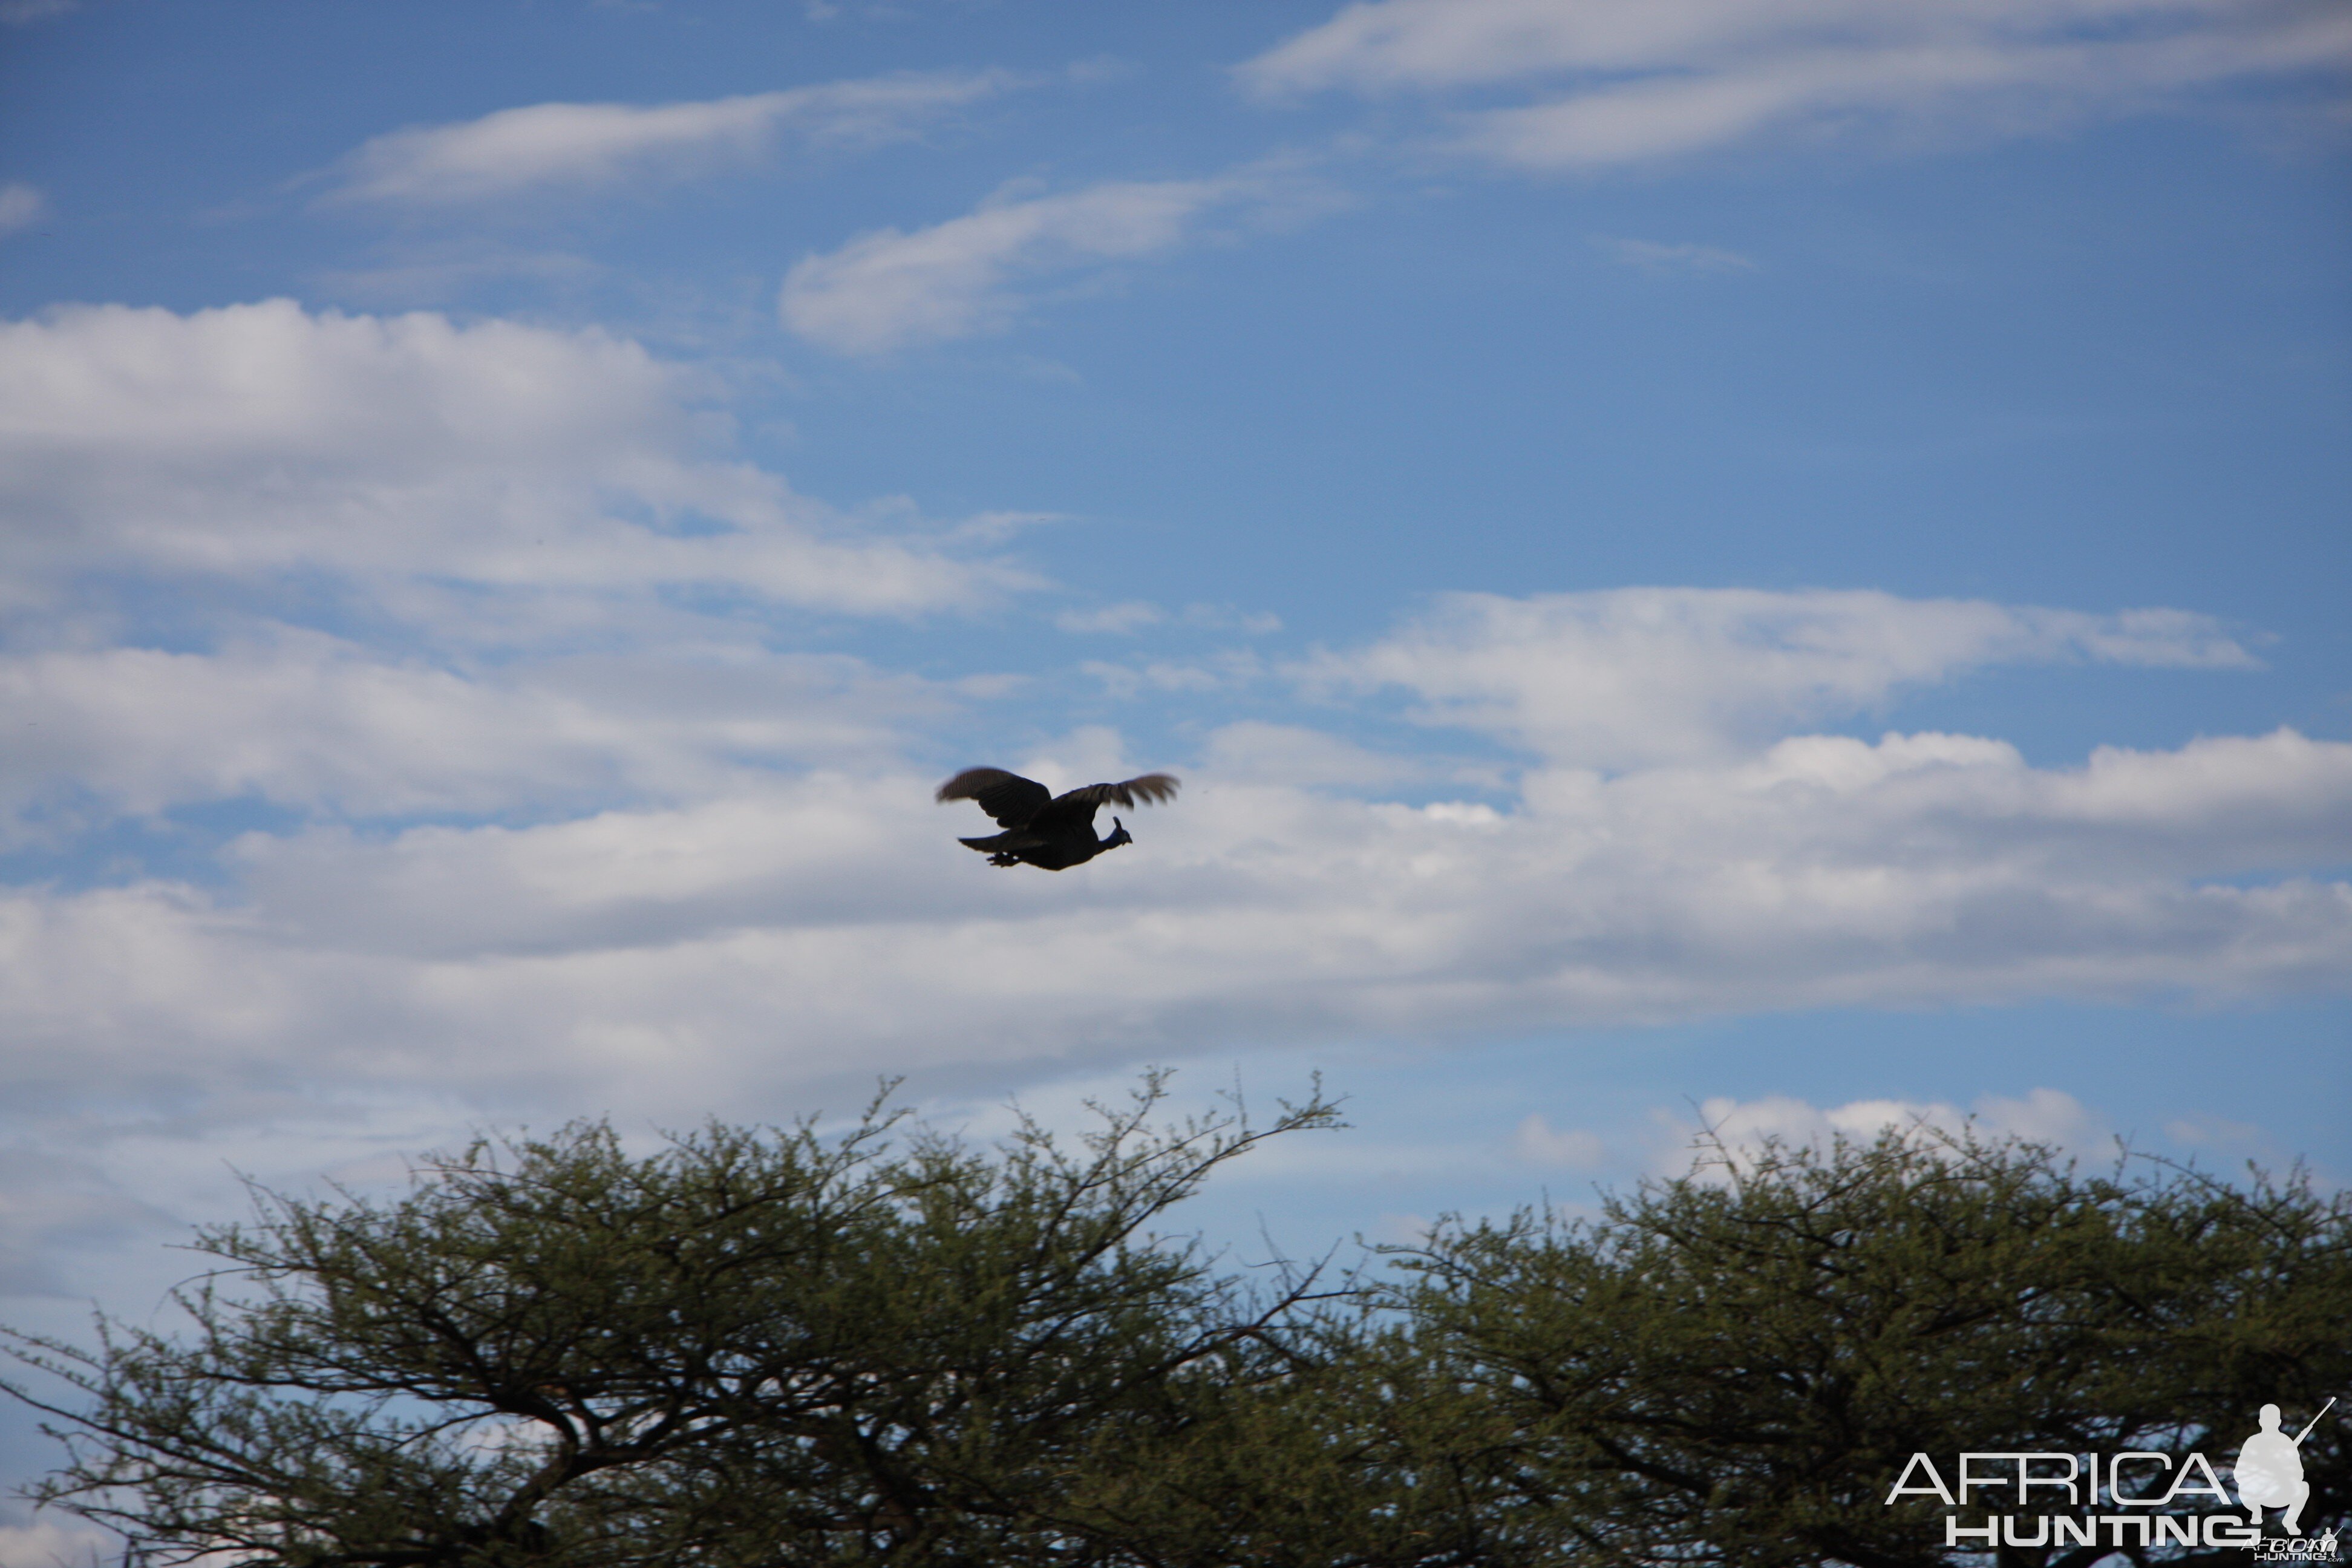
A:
7;1085;2348;1567
1378;1127;2352;1568
3;1078;1357;1567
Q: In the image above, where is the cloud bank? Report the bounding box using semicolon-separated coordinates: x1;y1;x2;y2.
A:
3;298;2345;1341
4;594;2344;1124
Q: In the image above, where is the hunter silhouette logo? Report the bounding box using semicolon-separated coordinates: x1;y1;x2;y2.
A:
2238;1399;2335;1538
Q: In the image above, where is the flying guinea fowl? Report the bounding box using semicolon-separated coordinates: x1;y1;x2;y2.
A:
936;767;1180;870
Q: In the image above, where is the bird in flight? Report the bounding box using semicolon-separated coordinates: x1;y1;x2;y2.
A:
936;768;1180;870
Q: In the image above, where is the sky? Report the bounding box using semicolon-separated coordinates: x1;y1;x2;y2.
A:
1;0;2349;1553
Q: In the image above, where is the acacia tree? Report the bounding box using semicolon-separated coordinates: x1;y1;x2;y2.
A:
1379;1128;2352;1568
1;1076;1373;1568
13;1093;2350;1568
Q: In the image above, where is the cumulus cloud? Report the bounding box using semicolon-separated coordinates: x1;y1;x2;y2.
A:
0;638;943;833
4;703;2346;1122
0;295;1034;864
1;537;2339;1118
331;70;1016;204
1298;587;2258;768
780;167;1324;353
1239;0;2352;168
0;299;1025;635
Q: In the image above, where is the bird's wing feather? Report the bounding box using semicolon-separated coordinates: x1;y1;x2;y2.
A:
936;767;1053;828
1052;773;1181;812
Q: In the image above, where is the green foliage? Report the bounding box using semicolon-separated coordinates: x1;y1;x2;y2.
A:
2;1076;1351;1567
1380;1126;2352;1568
8;1094;2348;1568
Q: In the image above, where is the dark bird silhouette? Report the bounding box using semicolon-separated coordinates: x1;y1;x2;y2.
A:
936;768;1180;870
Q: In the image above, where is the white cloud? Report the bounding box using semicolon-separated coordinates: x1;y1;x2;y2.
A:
221;774;969;962
0;294;1037;873
331;70;1015;204
0;637;942;832
0;181;45;237
1239;0;2352;168
0;299;1026;633
780;167;1321;353
0;560;2336;1117
1298;587;2258;768
4;704;2345;1121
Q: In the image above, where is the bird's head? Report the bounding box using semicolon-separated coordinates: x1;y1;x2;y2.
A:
1102;816;1133;850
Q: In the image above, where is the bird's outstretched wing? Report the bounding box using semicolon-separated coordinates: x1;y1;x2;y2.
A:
936;767;1053;828
1052;773;1181;811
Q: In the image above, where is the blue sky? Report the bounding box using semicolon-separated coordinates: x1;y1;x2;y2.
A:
2;0;2349;1551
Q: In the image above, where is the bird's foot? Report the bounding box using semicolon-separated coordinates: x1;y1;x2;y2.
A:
988;852;1021;866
